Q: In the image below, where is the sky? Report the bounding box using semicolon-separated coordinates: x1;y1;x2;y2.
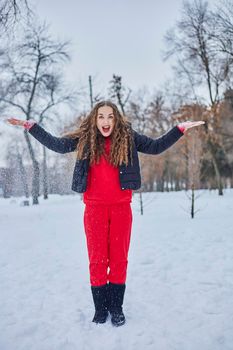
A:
32;0;193;99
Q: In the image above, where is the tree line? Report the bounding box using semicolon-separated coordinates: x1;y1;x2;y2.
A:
0;0;232;203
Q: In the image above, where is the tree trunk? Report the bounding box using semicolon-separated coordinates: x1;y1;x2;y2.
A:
175;178;181;191
31;160;40;204
230;176;233;188
89;75;93;109
207;139;223;195
191;183;195;219
157;179;164;192
42;145;48;199
185;140;189;191
17;153;29;198
139;191;143;215
148;178;154;192
211;155;223;195
24;130;40;204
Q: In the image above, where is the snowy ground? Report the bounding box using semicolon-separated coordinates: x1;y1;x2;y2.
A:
0;189;233;350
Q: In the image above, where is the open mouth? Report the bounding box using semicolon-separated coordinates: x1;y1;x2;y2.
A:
102;126;110;133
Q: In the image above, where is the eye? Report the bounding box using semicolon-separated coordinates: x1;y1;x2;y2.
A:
108;115;114;119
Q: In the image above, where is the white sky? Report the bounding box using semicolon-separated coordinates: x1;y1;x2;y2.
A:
32;0;193;96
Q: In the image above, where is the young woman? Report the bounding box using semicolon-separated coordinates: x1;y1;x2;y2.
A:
7;101;204;327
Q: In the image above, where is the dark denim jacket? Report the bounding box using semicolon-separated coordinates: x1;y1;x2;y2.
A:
29;124;183;193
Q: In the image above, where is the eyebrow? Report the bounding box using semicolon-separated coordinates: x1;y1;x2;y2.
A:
98;113;114;116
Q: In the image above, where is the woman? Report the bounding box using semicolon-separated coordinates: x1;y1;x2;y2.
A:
7;100;204;326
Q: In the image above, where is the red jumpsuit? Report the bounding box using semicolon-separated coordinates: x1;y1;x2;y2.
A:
83;137;133;286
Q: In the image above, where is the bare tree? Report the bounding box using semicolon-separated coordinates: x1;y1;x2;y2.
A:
211;0;233;59
0;0;31;32
0;22;77;204
108;74;131;115
164;0;233;195
219;90;233;179
88;75;103;109
186;129;203;218
176;105;204;217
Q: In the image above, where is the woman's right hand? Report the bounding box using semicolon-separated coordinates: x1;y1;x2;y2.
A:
7;118;36;130
7;118;25;127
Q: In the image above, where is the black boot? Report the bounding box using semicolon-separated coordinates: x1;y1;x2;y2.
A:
108;282;126;327
91;284;109;324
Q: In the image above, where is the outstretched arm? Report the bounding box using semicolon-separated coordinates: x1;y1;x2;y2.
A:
7;118;78;154
134;121;205;155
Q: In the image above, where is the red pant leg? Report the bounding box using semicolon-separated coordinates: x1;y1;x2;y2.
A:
108;202;133;284
83;204;109;286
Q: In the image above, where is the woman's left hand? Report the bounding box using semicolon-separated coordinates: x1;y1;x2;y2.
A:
178;121;205;133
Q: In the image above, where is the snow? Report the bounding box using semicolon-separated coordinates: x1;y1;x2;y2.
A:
0;190;233;350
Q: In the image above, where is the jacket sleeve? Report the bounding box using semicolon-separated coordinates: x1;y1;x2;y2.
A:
133;126;184;155
28;123;78;154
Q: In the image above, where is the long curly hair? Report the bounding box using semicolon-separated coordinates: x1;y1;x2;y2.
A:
64;101;133;167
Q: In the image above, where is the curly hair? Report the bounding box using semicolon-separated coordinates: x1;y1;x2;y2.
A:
64;101;133;167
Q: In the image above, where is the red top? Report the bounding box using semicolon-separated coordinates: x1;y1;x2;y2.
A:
83;137;132;204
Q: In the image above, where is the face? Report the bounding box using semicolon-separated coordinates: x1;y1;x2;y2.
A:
96;105;115;137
